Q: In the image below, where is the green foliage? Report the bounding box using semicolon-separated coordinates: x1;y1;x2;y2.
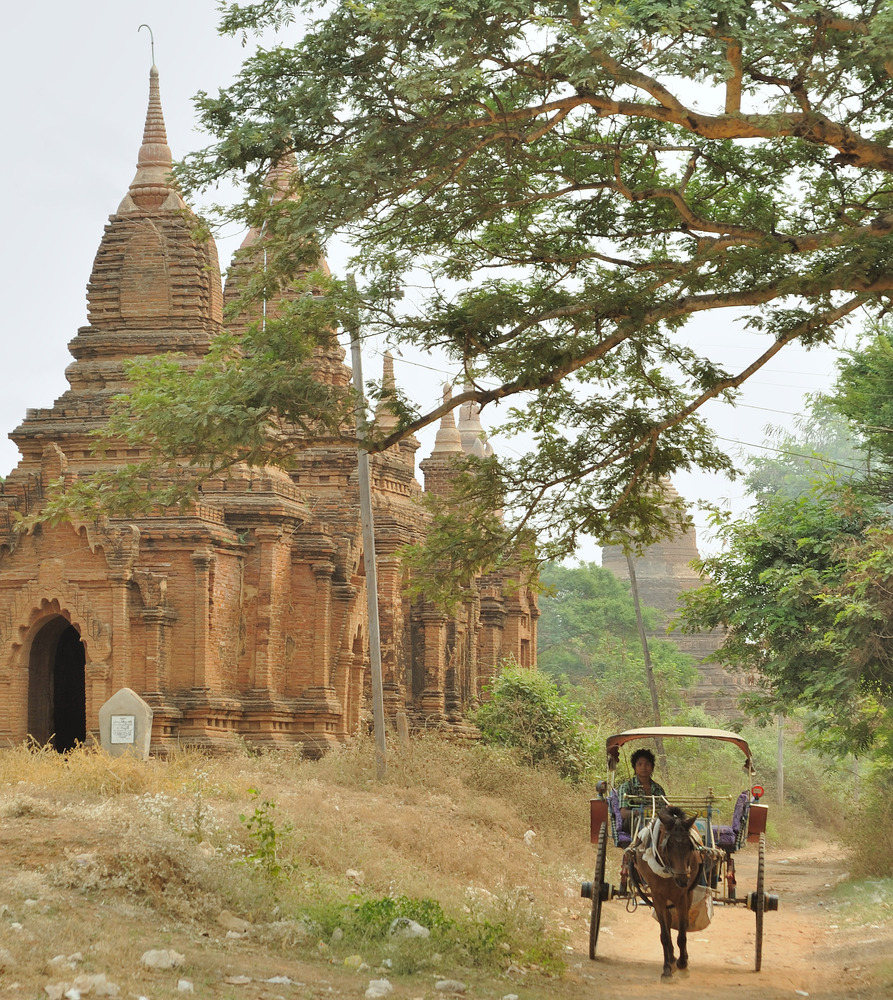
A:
833;318;893;480
681;480;892;760
743;395;868;502
239;788;292;879
474;661;597;780
347;894;452;939
536;561;698;728
538;561;653;677
301;886;563;975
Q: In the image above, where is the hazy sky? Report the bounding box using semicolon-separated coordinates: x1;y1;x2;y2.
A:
1;2;860;559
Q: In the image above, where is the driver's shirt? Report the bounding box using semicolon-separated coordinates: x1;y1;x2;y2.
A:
617;775;667;810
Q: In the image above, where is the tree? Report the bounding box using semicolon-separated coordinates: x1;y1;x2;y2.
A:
537;561;697;726
50;1;893;584
832;318;893;488
679;373;893;761
743;395;868;502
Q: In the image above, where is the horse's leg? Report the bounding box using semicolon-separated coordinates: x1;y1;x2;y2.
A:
676;890;690;971
654;900;676;979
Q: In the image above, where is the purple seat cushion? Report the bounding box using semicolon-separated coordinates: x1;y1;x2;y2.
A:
712;791;750;851
609;789;631;847
713;825;736;847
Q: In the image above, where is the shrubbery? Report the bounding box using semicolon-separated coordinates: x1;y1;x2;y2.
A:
473;661;597;781
842;766;893;877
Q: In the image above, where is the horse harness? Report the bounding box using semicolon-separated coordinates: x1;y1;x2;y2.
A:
623;820;705;912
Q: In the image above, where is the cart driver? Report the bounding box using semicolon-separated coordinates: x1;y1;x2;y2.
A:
618;748;667;833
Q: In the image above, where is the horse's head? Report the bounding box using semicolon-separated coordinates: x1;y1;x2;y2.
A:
658;807;699;888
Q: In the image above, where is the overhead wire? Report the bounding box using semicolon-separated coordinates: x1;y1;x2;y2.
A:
715;435;867;473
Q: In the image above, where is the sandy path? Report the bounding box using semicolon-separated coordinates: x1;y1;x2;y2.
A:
554;840;889;1000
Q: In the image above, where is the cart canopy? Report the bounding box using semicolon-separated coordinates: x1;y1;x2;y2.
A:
606;727;753;770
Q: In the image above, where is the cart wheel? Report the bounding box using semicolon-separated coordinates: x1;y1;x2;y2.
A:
754;833;765;972
589;821;608;960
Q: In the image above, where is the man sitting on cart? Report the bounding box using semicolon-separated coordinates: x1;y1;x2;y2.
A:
618;748;667;833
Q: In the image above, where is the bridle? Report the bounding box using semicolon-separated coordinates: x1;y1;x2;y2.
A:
656;823;698;888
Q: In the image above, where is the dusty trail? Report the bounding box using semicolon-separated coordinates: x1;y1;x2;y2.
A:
555;840;889;1000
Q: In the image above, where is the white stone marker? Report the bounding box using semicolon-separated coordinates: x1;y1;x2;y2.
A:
98;688;153;759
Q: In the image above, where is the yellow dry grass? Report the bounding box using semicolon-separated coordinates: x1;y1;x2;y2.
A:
0;734;592;918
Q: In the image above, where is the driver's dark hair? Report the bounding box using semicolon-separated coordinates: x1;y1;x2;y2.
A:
631;748;656;768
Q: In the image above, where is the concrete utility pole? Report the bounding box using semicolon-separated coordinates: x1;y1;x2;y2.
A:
777;715;785;805
625;551;669;780
347;277;387;780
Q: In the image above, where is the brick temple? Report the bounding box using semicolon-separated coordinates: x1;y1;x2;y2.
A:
601;481;742;715
0;67;537;754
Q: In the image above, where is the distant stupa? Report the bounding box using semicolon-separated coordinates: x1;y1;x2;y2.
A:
601;481;744;716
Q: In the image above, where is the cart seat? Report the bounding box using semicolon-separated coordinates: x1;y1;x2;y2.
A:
608;789;632;847
712;790;749;851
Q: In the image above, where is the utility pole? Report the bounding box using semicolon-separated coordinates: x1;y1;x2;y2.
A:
626;551;669;780
777;715;785;806
347;277;387;780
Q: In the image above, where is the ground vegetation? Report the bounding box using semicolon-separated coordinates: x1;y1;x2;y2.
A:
0;735;888;996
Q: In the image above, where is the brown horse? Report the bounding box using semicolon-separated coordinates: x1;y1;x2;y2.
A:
632;807;701;979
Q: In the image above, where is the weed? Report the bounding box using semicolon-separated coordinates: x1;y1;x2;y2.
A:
239;789;292;879
838;769;893;876
830;877;893;924
290;889;564;976
349;894;453;938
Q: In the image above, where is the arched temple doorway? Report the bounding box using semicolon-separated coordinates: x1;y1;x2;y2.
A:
28;616;87;751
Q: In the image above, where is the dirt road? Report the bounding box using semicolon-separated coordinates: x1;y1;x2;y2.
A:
557;840;890;1000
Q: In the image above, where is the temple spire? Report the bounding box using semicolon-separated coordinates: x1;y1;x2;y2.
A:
375;352;400;432
117;65;185;214
266;150;300;204
457;381;489;457
431;384;464;455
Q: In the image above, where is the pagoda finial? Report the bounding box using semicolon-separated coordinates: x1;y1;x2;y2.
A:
117;60;185;214
382;351;396;391
458;380;488;457
431;383;463;455
375;352;400;432
138;24;156;66
266;150;299;204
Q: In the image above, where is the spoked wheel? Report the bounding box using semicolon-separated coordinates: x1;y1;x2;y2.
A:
754;833;765;972
589;821;608;959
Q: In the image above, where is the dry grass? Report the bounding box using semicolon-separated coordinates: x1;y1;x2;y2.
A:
0;734;591;985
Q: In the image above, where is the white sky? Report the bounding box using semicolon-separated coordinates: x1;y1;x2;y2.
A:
1;2;864;560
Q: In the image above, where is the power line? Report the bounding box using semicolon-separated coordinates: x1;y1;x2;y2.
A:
715;435;867;472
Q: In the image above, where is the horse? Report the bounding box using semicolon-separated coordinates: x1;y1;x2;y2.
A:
631;806;701;979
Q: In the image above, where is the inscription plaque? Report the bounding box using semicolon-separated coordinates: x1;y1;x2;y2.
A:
110;715;136;744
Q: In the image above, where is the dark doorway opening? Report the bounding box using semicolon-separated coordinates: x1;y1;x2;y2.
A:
28;618;86;751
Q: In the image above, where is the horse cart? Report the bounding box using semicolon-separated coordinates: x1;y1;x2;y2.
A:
581;726;779;975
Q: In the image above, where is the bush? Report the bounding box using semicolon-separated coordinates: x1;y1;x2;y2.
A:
473;661;598;781
842;766;893;876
